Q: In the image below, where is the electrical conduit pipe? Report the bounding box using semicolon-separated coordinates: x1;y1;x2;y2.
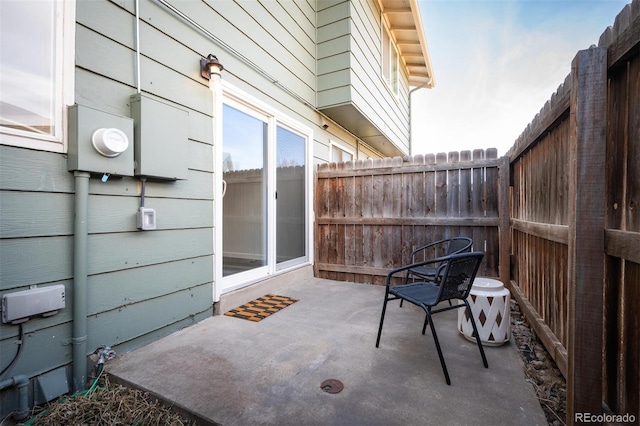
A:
0;375;29;420
72;171;90;392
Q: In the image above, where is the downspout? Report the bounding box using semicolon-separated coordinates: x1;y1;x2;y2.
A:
72;171;90;391
0;375;29;420
69;0;139;396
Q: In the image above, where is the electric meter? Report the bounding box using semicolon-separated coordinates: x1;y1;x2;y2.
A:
91;128;129;157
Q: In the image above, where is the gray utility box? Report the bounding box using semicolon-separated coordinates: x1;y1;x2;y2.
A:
68;105;134;176
130;94;188;180
2;285;66;324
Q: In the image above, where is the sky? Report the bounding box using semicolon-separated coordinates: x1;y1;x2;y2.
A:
411;0;631;156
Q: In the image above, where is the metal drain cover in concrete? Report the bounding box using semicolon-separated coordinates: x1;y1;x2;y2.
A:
320;379;344;394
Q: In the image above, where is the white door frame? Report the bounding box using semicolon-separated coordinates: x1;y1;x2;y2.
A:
213;81;313;302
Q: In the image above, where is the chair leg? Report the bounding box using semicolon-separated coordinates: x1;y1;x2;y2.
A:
423;309;451;385
376;290;390;348
465;301;488;368
399;274;408;308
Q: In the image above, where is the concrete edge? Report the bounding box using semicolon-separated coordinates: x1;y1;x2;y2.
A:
214;264;314;315
106;372;221;426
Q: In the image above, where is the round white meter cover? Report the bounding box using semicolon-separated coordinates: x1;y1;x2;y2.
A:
91;128;129;157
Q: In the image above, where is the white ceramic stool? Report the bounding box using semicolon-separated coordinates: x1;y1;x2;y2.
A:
457;277;511;346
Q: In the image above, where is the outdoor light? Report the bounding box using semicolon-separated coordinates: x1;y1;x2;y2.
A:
201;54;224;80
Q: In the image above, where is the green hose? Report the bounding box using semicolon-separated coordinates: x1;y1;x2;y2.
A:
86;363;104;395
22;364;104;426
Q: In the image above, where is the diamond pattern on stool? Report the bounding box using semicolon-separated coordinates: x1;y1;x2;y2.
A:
459;292;511;346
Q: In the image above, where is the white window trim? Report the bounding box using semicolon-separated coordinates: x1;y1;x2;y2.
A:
381;18;399;97
330;139;356;162
0;0;75;153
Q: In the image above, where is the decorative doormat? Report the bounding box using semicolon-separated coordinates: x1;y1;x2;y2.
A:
224;294;299;322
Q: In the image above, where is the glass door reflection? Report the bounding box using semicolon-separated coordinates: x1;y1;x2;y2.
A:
222;104;267;277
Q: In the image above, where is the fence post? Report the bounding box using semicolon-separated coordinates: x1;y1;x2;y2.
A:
498;156;510;286
566;46;608;424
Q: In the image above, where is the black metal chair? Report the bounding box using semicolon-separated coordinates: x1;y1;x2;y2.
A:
376;252;488;385
404;237;473;284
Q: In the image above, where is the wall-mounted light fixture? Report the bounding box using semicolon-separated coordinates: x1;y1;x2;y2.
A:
200;54;224;80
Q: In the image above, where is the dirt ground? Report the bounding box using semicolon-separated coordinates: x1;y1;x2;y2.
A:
511;300;567;425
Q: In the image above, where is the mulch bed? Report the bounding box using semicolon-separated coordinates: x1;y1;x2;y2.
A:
16;375;197;426
511;300;567;425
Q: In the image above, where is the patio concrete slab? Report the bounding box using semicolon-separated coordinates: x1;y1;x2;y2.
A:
107;276;547;426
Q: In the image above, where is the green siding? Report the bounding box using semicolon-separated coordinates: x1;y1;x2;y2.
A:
316;86;352;107
236;1;315;64
0;145;73;193
87;256;212;315
76;25;137;87
316;0;411;154
0;322;73;378
317;18;351;44
144;0;316;105
317;69;351;92
317;51;351;78
317;35;352;65
74;68;137;116
0;191;74;238
86;282;212;349
1;237;73;288
87;229;212;275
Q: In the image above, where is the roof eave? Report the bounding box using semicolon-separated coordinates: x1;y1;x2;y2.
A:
378;0;435;89
407;0;435;88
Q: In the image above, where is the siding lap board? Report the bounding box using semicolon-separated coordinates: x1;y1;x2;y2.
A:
173;0;315;103
88;257;212;316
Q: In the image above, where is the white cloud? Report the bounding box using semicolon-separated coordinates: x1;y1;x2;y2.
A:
0;66;54;118
412;0;629;156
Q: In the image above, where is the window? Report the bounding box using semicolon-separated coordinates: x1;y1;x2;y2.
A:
382;21;399;95
330;140;355;163
0;0;73;152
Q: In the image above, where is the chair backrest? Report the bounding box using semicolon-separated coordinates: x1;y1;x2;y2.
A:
436;252;484;302
446;237;473;255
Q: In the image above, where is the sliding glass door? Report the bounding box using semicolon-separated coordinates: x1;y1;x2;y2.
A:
218;94;309;294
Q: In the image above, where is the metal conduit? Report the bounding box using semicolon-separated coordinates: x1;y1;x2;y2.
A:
0;375;29;420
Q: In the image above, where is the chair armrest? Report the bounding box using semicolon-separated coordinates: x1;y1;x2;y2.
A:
409;239;450;261
386;255;451;286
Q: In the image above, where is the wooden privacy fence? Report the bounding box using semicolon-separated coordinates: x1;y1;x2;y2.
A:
507;4;639;423
314;149;508;284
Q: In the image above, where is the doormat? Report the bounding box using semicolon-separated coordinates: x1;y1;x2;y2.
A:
224;294;299;322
